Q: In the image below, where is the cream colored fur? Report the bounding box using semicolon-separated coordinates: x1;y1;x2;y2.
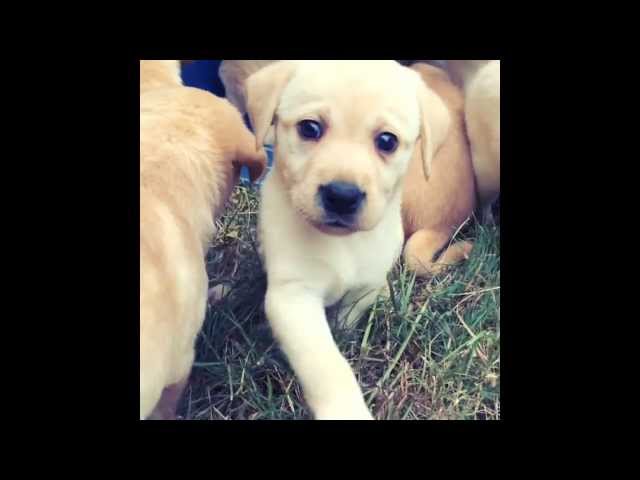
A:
447;60;500;213
246;60;448;420
401;63;477;277
139;60;266;420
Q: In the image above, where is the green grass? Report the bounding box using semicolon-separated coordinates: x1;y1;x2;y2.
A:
177;185;500;420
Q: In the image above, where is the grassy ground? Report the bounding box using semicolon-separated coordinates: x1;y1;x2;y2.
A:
177;184;500;420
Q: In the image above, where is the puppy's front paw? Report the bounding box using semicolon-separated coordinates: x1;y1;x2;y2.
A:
314;398;374;420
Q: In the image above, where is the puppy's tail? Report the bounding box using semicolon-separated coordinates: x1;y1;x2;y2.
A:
140;60;182;94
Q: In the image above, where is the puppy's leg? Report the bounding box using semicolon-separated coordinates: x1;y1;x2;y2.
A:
337;284;388;329
140;379;163;421
147;375;190;420
265;283;373;420
404;229;473;278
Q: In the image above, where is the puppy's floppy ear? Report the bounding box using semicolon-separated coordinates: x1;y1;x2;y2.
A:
416;81;451;180
245;61;298;148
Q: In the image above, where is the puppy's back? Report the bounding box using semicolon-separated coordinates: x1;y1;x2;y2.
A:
465;61;500;135
140;60;182;94
464;60;500;206
139;85;265;419
402;64;476;237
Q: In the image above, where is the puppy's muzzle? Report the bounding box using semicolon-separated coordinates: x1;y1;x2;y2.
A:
319;182;366;228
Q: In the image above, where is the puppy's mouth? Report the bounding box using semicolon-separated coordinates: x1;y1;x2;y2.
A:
326;218;351;229
312;215;359;236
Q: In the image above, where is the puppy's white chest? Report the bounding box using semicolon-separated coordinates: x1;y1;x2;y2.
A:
325;215;403;303
260;171;403;306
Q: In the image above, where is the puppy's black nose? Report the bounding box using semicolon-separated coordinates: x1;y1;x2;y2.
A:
319;182;366;216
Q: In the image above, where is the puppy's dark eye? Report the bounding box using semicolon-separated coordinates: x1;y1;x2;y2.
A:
375;132;398;153
297;120;323;140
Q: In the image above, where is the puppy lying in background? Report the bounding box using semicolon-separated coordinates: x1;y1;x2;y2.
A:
246;60;448;419
401;63;476;277
140;60;266;420
446;60;500;220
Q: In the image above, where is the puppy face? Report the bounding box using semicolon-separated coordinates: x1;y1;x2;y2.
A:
247;61;449;235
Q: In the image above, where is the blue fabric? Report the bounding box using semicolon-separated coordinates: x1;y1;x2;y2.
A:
180;60;273;185
181;60;226;97
261;147;275;184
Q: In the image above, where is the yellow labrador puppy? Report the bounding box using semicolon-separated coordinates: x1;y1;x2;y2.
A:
402;63;476;277
246;60;449;420
140;60;266;420
446;60;500;218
